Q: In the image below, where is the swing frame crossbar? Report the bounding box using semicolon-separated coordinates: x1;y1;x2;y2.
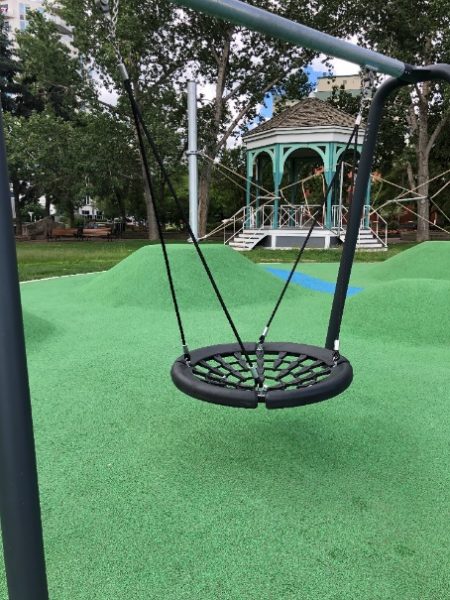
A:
1;0;450;597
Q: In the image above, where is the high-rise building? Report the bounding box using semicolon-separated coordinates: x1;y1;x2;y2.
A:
0;1;44;33
0;0;71;43
314;74;361;101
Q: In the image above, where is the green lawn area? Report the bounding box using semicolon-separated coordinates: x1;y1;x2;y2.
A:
16;240;153;281
6;242;449;599
246;243;417;263
16;240;417;281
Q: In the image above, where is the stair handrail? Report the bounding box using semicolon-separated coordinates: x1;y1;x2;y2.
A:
368;205;388;247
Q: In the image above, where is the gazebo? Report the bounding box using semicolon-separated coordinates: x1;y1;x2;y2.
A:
234;97;378;250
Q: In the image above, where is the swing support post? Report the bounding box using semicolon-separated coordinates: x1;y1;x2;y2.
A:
0;108;49;598
168;0;450;352
326;64;450;348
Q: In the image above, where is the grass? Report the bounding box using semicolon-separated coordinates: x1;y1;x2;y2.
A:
246;243;417;263
16;240;153;281
5;242;449;599
16;240;417;281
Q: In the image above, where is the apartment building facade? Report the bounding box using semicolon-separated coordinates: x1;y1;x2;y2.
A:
0;1;44;33
1;0;71;43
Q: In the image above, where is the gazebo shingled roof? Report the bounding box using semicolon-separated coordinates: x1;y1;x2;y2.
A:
244;98;356;136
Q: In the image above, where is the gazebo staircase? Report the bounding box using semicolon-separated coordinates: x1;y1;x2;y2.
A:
333;205;387;250
338;229;386;250
228;229;267;250
202;203;388;251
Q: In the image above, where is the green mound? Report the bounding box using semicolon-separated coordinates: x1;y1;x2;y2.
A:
2;258;448;599
22;310;56;349
84;244;300;310
345;278;450;345
369;242;450;281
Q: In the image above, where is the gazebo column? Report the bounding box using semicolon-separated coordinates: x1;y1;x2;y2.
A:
245;151;254;228
272;145;283;229
324;144;334;229
364;178;372;228
255;155;262;228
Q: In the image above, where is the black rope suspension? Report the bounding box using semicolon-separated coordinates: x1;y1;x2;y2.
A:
258;122;360;348
258;69;376;350
123;80;190;361
122;82;261;381
95;0;373;409
98;0;261;382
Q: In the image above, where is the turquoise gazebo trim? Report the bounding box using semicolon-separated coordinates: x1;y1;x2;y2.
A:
245;137;370;230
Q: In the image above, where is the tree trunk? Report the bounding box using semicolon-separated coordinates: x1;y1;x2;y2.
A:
198;159;215;237
114;189;127;234
141;159;159;241
197;29;233;237
416;94;430;242
132;80;159;242
13;179;22;236
66;200;75;227
416;160;429;242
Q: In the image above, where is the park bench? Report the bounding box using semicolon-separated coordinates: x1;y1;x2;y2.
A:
47;228;81;241
82;228;112;241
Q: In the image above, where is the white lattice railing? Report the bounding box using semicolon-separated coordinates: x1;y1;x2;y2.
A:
200;202;388;248
200;203;324;244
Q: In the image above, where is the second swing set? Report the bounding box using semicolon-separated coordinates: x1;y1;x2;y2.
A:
97;0;450;410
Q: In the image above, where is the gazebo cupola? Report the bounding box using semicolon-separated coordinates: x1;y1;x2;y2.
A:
243;97;369;229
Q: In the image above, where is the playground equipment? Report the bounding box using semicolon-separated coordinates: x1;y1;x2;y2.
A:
1;0;450;596
97;0;450;410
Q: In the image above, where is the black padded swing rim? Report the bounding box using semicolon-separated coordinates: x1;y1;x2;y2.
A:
171;343;353;410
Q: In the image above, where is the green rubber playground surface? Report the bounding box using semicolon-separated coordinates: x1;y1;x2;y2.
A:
3;242;449;599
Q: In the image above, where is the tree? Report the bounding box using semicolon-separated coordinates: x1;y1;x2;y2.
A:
58;0;361;237
8;10;101;224
347;0;450;241
57;0;188;240
207;147;247;226
3;111;89;227
177;0;364;236
17;10;95;119
0;13;18;112
78;110;145;224
181;7;311;235
0;14;38;116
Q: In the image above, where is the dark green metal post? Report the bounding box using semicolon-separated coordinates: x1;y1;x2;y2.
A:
0;107;49;599
326;64;450;350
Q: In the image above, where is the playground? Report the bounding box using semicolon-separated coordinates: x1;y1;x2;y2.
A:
1;0;450;597
1;241;448;599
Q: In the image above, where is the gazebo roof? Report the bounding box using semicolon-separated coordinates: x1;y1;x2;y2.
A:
244;98;356;137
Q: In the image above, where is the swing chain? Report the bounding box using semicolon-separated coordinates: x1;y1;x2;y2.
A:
358;69;377;118
97;0;125;74
110;0;119;36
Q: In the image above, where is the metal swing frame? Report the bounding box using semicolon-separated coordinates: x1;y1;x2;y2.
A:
1;0;450;595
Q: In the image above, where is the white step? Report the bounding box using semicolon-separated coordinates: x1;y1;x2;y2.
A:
228;230;267;250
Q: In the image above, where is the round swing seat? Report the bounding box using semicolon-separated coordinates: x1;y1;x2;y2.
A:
171;342;353;409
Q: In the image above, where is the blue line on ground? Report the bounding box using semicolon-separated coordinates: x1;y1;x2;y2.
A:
265;267;363;297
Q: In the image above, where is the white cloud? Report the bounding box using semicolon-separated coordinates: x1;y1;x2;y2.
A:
311;56;359;78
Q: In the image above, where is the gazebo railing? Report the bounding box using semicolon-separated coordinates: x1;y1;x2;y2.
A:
203;201;387;247
278;204;324;229
331;204;388;247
